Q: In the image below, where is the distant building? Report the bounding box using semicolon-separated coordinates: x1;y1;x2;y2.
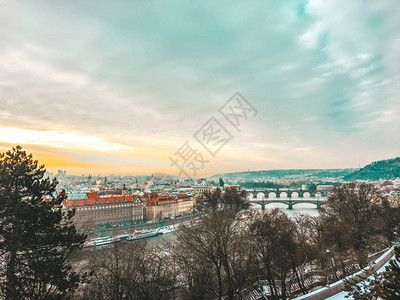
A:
316;185;335;192
144;194;194;220
57;170;66;178
176;194;195;215
191;185;213;194
145;195;177;220
141;192;158;206
63;192;143;228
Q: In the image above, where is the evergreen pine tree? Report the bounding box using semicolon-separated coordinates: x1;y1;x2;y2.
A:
0;146;87;299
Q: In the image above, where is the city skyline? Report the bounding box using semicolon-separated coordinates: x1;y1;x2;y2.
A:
1;0;400;176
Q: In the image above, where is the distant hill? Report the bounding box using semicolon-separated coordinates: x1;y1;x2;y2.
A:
344;157;400;181
208;168;357;181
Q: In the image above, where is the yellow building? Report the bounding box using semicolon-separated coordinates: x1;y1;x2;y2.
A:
144;194;194;220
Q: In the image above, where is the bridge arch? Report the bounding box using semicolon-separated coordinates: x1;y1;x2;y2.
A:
291;192;299;198
246;193;255;200
256;192;265;199
289;200;326;209
259;200;289;206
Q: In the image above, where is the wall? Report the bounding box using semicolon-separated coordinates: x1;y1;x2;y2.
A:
294;246;396;300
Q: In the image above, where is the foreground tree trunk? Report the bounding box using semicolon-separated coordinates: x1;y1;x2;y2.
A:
5;250;17;299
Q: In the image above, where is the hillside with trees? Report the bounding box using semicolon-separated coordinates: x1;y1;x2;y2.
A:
209;168;357;181
344;157;400;181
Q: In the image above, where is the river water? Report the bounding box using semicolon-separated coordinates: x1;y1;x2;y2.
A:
250;203;320;217
88;204;320;246
152;204;320;243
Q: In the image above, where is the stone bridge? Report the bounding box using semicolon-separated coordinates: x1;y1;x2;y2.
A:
246;189;328;210
249;198;327;210
246;188;329;199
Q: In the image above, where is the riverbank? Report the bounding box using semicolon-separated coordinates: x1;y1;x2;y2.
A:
86;213;196;239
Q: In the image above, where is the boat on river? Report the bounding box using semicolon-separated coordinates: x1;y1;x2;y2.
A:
84;235;122;247
84;235;112;247
157;225;177;235
127;229;159;241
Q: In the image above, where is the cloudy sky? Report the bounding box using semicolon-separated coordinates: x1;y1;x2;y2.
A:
1;0;399;176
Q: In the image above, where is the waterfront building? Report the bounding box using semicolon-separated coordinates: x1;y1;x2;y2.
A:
144;194;194;220
145;195;177;220
63;192;144;228
176;194;195;215
140;192;158;206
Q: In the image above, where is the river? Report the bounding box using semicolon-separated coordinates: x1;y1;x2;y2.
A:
86;204;319;248
251;203;320;217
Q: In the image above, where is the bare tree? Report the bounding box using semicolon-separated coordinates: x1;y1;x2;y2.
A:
250;209;308;299
80;241;177;300
174;187;255;300
321;183;381;268
378;195;400;246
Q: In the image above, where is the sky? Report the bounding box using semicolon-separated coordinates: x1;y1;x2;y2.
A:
0;0;400;177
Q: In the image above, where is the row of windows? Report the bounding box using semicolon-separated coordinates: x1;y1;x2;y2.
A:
73;199;143;206
90;212;130;218
77;210;143;217
98;199;127;205
75;203;141;210
79;209;129;213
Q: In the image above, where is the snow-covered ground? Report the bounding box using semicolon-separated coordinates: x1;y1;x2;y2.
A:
326;257;394;299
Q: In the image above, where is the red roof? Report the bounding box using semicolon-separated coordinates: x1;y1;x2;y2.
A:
64;193;141;207
87;192;98;199
146;195;177;206
142;192;158;199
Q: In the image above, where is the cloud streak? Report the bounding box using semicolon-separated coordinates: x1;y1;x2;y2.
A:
0;0;399;175
0;126;130;152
